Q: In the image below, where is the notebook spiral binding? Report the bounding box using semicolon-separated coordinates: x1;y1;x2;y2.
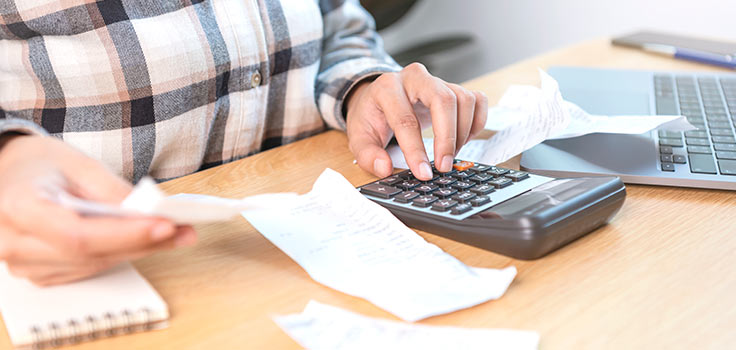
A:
28;308;151;349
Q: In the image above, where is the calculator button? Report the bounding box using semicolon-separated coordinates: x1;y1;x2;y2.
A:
470;184;495;195
451;191;477;203
505;170;529;182
486;166;510;177
431;199;458;212
470;196;491;207
379;176;402;186
433;177;457;187
394;191;420;203
396;180;421;190
450;203;472;215
487;177;513;188
469;164;491;173
397;170;414;179
469;173;494;183
451;171;473;180
433;187;458;198
451;181;474;191
360;183;402;199
412;195;439;208
452;161;474;171
414;184;439;194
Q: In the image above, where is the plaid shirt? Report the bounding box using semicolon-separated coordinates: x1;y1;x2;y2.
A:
0;0;399;182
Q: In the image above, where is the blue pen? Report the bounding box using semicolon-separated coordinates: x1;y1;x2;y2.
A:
642;43;736;69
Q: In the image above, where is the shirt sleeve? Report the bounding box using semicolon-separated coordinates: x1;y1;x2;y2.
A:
316;0;402;130
0;110;49;140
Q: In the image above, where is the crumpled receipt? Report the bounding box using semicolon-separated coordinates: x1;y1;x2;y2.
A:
275;300;540;350
388;69;694;168
50;177;297;224
243;168;517;322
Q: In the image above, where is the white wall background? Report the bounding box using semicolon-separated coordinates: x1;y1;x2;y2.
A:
378;0;736;82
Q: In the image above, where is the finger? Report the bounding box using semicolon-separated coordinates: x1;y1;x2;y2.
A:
10;193;178;257
30;263;115;286
373;73;434;180
446;84;476;152
66;161;132;204
400;63;457;172
350;131;394;178
468;91;489;140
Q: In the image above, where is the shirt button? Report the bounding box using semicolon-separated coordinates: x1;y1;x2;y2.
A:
251;70;262;88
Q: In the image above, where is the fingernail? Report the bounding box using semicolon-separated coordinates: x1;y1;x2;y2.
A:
418;161;433;180
175;232;197;247
441;155;454;172
374;158;389;176
150;222;175;241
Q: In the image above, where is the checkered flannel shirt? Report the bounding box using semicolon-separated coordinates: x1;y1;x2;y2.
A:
0;0;399;182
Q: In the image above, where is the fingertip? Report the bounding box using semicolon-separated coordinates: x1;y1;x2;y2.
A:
150;220;177;242
373;157;392;178
174;229;197;247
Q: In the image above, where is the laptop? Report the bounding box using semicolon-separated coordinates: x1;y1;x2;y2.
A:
520;66;736;190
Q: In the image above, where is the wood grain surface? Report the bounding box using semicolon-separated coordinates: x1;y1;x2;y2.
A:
2;38;735;350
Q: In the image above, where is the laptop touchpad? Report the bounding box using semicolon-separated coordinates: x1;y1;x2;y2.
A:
562;88;651;115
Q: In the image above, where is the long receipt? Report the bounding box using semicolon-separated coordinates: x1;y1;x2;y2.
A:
243;168;517;322
275;301;540;350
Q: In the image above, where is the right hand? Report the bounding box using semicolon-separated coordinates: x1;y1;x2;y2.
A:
0;135;197;286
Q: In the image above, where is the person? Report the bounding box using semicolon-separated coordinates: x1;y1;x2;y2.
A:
0;0;487;285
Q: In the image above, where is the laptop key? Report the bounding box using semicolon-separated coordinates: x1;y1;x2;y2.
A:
712;136;736;144
655;97;677;115
714;143;736;152
686;138;710;146
659;146;673;154
658;130;682;138
685;130;708;138
660;154;673;163
709;128;733;136
716;151;736;160
689;154;718;174
661;162;675;172
687;145;712;154
659;138;683;147
718;159;736;175
673;155;687;164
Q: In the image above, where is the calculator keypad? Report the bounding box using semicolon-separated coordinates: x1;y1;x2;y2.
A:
359;160;554;220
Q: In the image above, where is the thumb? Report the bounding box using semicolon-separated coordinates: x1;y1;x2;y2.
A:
351;134;394;178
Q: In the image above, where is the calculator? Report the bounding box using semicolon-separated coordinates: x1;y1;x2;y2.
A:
358;160;626;259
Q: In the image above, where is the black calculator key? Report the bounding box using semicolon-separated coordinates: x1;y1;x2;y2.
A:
689;154;718;174
360;183;402;199
661;162;675;172
469;164;491;173
687;145;712;154
398;170;414;179
716;151;736;160
396;180;421;190
394;191;420;203
450;203;473;215
486;166;510;177
505;170;529;182
470;196;491;207
379;176;402;186
451;181;474;191
470;184;495;195
414;184;438;194
714;143;736;152
718;159;736;175
451;171;473;180
469;173;494;183
659;138;683;147
487;177;513;188
433;176;457;187
452;191;477;203
412;195;438;208
431;199;458;212
660;154;673;163
433;187;458;198
673;154;687;164
659;146;673;154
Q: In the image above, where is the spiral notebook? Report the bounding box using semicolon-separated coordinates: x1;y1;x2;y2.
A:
0;262;169;349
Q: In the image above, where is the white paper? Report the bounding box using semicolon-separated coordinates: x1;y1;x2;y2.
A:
50;177;297;224
387;139;486;169
242;168;516;322
274;301;540;350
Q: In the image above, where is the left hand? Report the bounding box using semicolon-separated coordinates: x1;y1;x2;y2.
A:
345;63;488;181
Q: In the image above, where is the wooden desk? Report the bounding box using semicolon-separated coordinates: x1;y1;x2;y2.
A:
3;38;736;349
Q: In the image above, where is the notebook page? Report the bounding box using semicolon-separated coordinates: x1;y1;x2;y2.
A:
0;262;168;348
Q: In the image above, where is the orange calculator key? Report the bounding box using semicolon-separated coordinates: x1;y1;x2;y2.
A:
453;161;474;171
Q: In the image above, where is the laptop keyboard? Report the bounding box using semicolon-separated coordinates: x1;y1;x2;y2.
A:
654;75;736;176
